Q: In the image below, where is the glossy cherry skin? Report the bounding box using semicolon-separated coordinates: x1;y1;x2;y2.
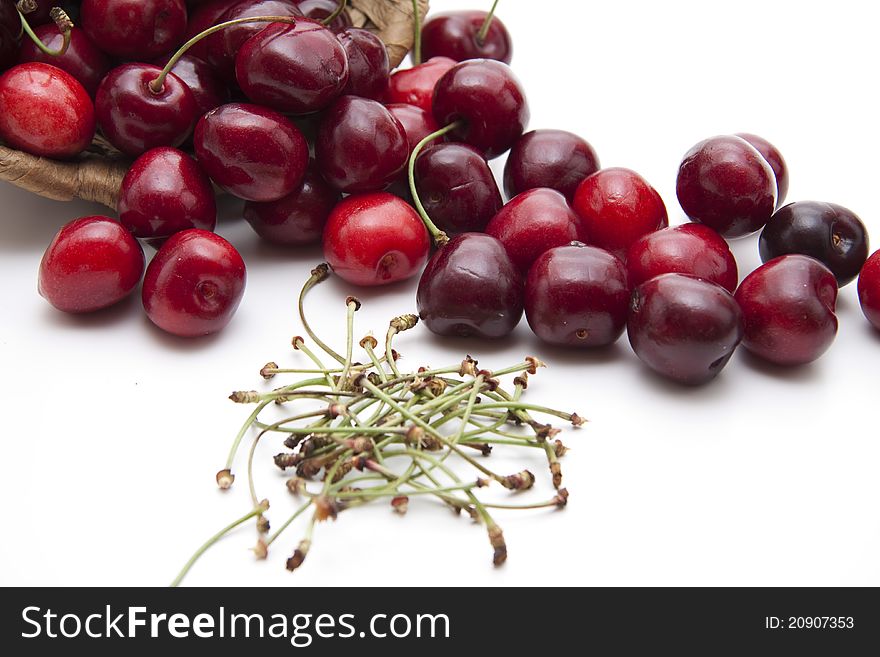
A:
504;129;600;202
433;59;529;159
184;0;241;60
421;11;512;64
294;0;352;31
759;201;869;287
626;223;739;293
337;28;389;100
414;143;502;234
676;135;777;238
118;147;217;239
0;63;95;158
244;166;340;246
736;133;789;208
236;18;349;114
316;96;408;193
858;250;880;331
95;64;197;156
734;255;838;366
385;56;455;113
194;102;309;201
417;233;523;339
18;25;110;96
525;243;629;348
628;274;743;385
153;53;230;116
322;192;430;286
486;188;589;273
80;0;188;59
39;216;145;314
386;103;440;158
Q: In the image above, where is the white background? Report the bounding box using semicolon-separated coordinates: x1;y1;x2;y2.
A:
2;0;879;587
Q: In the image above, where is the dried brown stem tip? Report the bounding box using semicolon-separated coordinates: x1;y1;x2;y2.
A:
359;335;378;350
274;453;301;470
260;362;278;379
525;356;546;375
215;469;235;490
550;462;563;489
489;525;507;566
389;314;419;332
502;470;536;491
229;390;261;404
286;539;311;572
314;496;339;522
310;263;330;281
513;373;529;389
391;496;409;515
50;7;74;32
554;488;570;508
459;355;479;377
554;440;569;458
286;477;306;495
345;296;362;310
252;538;268;560
570;413;586;427
256;515;271;535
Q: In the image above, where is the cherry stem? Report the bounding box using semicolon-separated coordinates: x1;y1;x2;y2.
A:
18;6;72;57
407;120;464;247
411;0;422;65
477;0;500;45
149;15;298;95
321;0;348;26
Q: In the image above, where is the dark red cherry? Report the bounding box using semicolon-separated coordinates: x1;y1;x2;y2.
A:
414;142;502;234
504;129;600;202
421;10;512;64
184;0;241;60
432;59;529;159
525;243;629;348
294;0;352;31
858;250;880;331
18;25;110;96
0;63;95;158
628;274;743;385
386;103;440;158
626;223;738;293
736;133;789;208
315;96;407;193
337;27;389;100
322;192;430;286
385;56;455;113
153;53;230;116
95;64;196;156
759;201;869;287
676;135;777;238
0;3;19;71
235;18;349;114
118;147;217;239
572;167;668;259
417;233;523;339
244;165;340;246
194;102;309;202
734;255;838;366
80;0;188;59
39;216;145;313
143;229;247;337
486;188;588;273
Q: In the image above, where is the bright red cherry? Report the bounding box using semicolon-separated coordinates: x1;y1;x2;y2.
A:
525;243;629;348
39;216;145;313
95;64;197;156
385;56;455;113
736;133;789;208
322;192;430;286
432;59;529;159
0;63;95;159
676;135;777;238
80;0;188;59
421;11;512;64
504;129;600;202
18;25;111;96
143;229;247;337
628;274;743;385
152;53;230;116
734;255;838;366
118;147;217;239
858;251;880;331
337;27;389;100
572;167;668;259
235;18;349;114
194;102;309;202
294;0;352;31
417;233;523;339
486;188;588;273
315;96;408;193
386;103;440;158
626;223;738;293
244;165;340;246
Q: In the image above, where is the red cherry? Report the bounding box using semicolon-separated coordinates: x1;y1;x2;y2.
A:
294;0;352;31
385;56;455;113
734;255;838;366
858;250;880;331
143;229;247;337
95;64;197;156
184;0;241;61
736;133;789;208
504;129;600;202
39;216;145;314
18;25;111;96
625;223;738;293
486;188;588;273
152;53;230;116
421;11;512;64
80;0;188;59
337;27;389;101
194;102;309;202
118;147;217;239
386;103;441;158
322;192;430;286
0;63;95;159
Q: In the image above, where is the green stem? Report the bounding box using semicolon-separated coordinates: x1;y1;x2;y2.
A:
298;265;346;365
337;297;360;391
19;7;71;57
322;0;348;26
476;0;500;44
411;0;422;65
267;501;312;546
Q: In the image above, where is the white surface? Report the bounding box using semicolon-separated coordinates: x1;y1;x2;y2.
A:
2;0;879;587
